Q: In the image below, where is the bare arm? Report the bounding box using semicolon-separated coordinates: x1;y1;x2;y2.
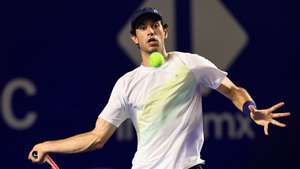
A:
216;77;290;135
28;118;117;163
216;77;254;112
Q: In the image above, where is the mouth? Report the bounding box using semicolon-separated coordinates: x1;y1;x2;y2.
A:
147;37;158;43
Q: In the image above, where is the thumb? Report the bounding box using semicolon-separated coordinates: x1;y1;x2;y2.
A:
31;150;47;163
248;105;256;113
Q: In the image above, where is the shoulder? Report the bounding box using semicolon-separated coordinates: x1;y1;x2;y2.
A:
115;67;140;87
168;51;212;66
168;51;194;58
168;51;207;61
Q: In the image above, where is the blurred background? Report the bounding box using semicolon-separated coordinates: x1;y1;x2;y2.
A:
0;0;298;169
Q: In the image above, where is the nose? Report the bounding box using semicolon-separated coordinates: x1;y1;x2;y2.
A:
147;26;154;36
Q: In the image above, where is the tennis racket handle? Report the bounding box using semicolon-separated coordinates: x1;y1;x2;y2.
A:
31;151;59;169
32;151;38;159
32;151;48;162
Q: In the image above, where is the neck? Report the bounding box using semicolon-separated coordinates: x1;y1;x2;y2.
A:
141;49;168;67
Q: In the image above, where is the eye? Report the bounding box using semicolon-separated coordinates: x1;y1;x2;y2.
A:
138;24;146;30
153;22;160;29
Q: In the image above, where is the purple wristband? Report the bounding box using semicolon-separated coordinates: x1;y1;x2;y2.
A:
242;101;256;115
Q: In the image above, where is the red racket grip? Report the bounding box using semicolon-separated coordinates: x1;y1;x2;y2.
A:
32;151;60;169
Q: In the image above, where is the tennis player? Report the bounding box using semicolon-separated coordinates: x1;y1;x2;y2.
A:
28;7;290;169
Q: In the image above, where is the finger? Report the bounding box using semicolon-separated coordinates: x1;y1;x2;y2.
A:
29;150;41;163
272;112;291;118
32;151;39;159
36;153;44;163
27;151;31;160
270;102;285;112
28;149;36;161
271;119;286;127
264;124;269;135
248;105;256;113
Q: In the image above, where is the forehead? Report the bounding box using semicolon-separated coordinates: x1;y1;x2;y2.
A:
134;14;161;27
137;20;161;27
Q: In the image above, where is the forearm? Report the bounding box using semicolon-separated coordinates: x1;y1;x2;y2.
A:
42;131;104;154
230;86;254;112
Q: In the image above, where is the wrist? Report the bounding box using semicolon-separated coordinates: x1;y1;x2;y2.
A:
242;101;256;115
41;141;52;153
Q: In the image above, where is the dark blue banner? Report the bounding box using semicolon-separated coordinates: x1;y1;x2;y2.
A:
0;0;298;169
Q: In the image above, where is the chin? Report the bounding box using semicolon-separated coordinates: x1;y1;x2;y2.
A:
147;47;160;53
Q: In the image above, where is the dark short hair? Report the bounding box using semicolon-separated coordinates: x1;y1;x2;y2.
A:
130;7;168;35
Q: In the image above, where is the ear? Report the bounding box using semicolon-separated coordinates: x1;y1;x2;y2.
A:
131;35;139;45
164;27;168;39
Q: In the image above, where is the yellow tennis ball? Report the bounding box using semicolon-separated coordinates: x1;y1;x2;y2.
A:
149;52;165;68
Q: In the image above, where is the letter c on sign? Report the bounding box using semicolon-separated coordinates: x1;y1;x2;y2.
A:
1;78;37;130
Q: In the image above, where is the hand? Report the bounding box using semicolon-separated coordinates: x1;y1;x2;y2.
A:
28;142;49;163
249;102;290;135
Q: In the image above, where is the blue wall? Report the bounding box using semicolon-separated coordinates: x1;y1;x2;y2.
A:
0;0;298;169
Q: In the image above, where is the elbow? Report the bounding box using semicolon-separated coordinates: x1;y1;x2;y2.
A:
85;137;105;152
92;133;106;150
95;142;104;150
94;136;106;150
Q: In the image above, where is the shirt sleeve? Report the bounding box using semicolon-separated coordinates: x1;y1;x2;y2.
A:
98;77;129;127
179;53;228;89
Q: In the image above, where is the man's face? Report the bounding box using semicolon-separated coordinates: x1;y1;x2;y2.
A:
131;19;168;54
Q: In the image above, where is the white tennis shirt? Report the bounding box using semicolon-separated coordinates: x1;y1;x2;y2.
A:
99;51;227;169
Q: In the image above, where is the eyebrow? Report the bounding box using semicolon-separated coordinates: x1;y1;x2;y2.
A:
135;18;160;27
139;21;160;27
